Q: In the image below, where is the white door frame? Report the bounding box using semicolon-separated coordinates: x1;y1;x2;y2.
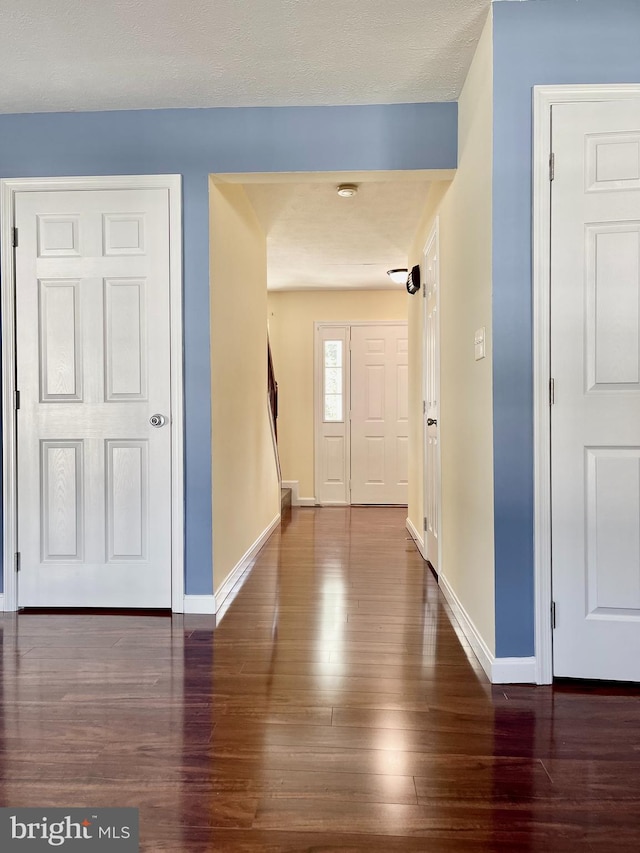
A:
0;175;184;612
532;84;640;684
422;218;441;571
314;320;408;506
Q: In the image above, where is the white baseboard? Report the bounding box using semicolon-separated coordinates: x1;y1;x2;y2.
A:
491;656;537;684
183;594;216;614
438;572;537;684
215;513;280;615
406;517;427;560
439;572;494;680
281;480;317;507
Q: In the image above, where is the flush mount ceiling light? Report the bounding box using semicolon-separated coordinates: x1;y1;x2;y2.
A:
387;268;408;284
336;183;358;197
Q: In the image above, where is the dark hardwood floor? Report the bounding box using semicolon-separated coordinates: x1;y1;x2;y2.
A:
1;506;639;851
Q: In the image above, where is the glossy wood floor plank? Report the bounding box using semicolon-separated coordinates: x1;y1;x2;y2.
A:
1;506;639;851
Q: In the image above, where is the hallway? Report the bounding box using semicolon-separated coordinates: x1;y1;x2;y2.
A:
1;506;639;850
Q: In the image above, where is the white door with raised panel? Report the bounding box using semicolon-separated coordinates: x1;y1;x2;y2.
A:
551;98;640;679
423;226;440;570
15;188;173;607
350;324;408;505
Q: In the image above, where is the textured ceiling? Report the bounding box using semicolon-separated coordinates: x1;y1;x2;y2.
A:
243;179;432;291
0;0;491;113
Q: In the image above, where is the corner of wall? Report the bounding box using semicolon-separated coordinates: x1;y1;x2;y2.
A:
407;8;496;659
209;182;280;597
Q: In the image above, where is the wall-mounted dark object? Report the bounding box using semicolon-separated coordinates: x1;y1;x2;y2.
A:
406;264;421;295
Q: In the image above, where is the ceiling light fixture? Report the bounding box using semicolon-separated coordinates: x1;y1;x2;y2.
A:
387;268;408;284
337;183;358;197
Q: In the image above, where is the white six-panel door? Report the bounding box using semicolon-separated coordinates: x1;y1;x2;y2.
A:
15;188;173;607
551;98;640;680
350;324;408;505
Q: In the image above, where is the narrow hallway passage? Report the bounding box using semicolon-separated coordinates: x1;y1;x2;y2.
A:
0;507;639;850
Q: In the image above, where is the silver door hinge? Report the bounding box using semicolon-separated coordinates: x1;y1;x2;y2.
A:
15;552;20;573
549;153;555;182
14;390;20;410
549;378;555;406
12;227;18;248
551;601;556;630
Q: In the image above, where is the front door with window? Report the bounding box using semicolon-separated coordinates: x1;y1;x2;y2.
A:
315;322;408;506
15;187;173;607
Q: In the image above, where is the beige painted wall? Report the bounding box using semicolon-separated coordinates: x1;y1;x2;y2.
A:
209;181;280;595
268;290;407;499
407;11;495;652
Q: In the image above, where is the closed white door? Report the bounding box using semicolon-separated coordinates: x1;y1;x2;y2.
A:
350;324;408;505
423;228;440;569
551;98;640;679
15;188;173;607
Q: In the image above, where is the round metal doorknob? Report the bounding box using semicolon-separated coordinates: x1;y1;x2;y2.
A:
149;414;167;428
426;418;438;426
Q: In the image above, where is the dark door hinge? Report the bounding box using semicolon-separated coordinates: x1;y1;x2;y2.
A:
14;390;20;410
12;226;18;247
549;153;555;182
549;378;555;406
424;516;427;530
551;601;556;630
15;552;20;573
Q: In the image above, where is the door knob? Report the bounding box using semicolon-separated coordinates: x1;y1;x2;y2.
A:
426;418;437;426
149;414;167;428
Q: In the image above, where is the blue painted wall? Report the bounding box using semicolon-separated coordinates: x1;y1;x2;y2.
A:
0;102;457;595
492;0;640;656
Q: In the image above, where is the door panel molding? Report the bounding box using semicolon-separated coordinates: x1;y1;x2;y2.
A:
0;175;184;612
533;85;640;684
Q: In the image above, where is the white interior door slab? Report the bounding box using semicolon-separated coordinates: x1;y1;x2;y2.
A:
423;228;440;569
551;98;640;680
15;188;173;607
350;324;408;505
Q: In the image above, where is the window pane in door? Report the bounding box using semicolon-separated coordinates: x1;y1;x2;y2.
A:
325;394;343;422
324;340;343;422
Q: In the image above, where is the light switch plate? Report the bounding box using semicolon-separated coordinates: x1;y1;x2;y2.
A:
474;326;485;361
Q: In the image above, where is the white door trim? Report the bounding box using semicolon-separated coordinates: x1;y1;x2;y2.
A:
532;84;640;684
0;175;184;612
422;217;441;573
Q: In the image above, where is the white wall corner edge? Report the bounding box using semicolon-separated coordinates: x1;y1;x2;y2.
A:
214;513;281;616
438;572;537;684
281;481;316;507
406;517;427;561
0;593;5;611
183;594;217;615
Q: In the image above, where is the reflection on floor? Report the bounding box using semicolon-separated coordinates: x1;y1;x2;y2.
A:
1;506;639;851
